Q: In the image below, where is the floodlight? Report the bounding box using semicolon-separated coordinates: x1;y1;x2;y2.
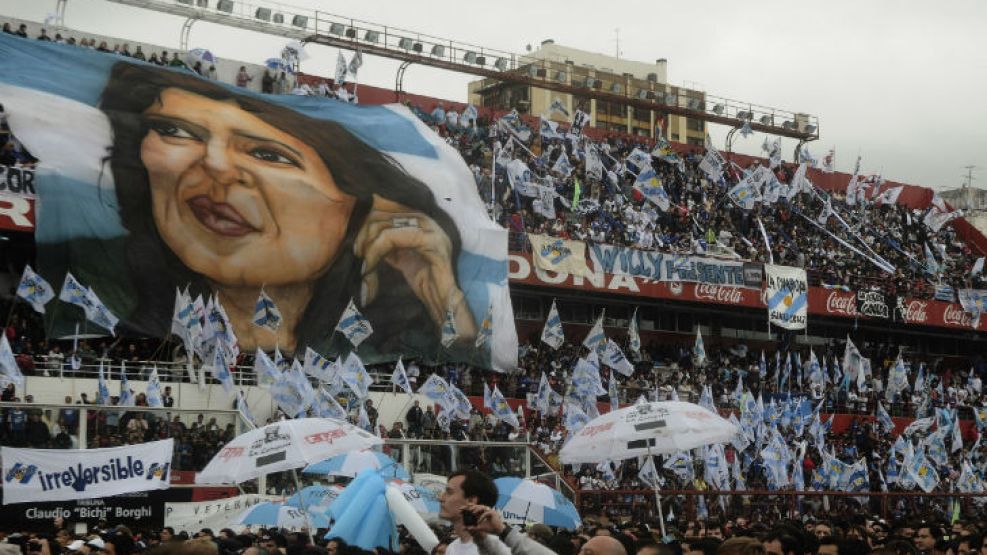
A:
329;23;345;35
272;13;283;23
782;120;796;130
736;110;751;120
637;89;649;99
216;0;233;12
712;104;724;115
759;115;772;125
494;57;508;71
475;56;485;65
364;30;380;43
554;70;567;82
610;83;622;93
431;44;445;57
463;51;477;63
399;38;414;50
291;15;308;28
804;124;817;134
255;8;271;21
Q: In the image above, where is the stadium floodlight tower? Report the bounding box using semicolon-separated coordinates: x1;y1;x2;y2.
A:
99;0;819;146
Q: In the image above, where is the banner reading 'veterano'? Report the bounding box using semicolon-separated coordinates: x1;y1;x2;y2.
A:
0;34;516;371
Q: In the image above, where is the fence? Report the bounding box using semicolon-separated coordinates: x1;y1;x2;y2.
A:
576;488;987;525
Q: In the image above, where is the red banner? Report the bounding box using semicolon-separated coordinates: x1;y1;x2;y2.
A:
509;252;987;332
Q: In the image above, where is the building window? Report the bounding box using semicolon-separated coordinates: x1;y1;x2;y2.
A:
687;118;705;132
687;136;704;146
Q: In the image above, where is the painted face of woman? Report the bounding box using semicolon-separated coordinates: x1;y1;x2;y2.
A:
140;87;356;287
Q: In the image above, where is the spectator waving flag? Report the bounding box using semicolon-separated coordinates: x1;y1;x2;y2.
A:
16;265;54;314
391;357;413;394
541;300;565;350
563;401;590;435
418;374;451;402
252;289;283;332
728;180;762;210
335;298;374;348
552;153;573;177
626;148;652;172
59;272;119;334
317;387;348;420
535;372;552;414
0;335;25;387
303;347;335;382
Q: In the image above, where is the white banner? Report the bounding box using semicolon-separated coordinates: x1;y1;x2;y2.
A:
528;234;591;277
764;265;808;330
165;494;277;533
2;439;174;505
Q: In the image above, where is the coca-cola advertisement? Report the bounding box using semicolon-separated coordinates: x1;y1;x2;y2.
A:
823;290;857;317
692;283;748;305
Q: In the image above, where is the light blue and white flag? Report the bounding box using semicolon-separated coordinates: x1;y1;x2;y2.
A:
119;366;135;407
490;385;520;428
254;348;281;389
633;169;671;211
340;351;372;399
303;346;335;383
539;116;563;140
694;328;706;367
535;372;552;414
552;152;573;176
765;265;808;331
541;300;565;350
440;303;458;348
211;345;236;395
252;289;283;332
600;340;634;376
419;374;452;402
728;180;762;210
637;456;662;489
475;304;494;350
16;265;55;314
236;391;258;428
905;450;940;493
0;335;25;388
59;273;119;334
146;367;163;407
391;357;413;394
583;311;606;352
97;361;111;404
563;401;590;435
317;387;348;420
876;402;895;433
627;308;641;354
549;98;570;118
626;148;652;172
335;298;374;348
358;404;372;432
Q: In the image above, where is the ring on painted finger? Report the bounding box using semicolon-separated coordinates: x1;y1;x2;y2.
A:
391;216;420;228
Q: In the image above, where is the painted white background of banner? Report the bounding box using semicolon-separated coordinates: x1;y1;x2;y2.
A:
1;439;174;504
165;494;278;533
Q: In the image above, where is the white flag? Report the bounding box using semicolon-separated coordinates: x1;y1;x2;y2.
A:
391;358;413;394
627;308;641;354
335;298;374;347
334;51;348;84
16;265;55;314
583;311;606;352
541;300;565;350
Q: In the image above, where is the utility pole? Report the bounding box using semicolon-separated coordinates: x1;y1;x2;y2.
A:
962;165;978;210
614;28;621;59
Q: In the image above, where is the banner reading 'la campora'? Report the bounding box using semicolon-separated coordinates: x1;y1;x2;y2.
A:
0;34;516;371
764;264;808;330
2;439;174;505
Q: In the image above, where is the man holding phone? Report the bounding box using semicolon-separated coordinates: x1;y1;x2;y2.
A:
439;470;555;555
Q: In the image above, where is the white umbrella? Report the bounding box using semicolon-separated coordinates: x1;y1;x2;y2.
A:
196;418;382;484
230;502;330;529
388;479;441;518
558;401;736;536
559;401;737;464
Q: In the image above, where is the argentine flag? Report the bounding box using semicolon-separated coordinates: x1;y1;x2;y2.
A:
252;290;283;332
335;298;374;348
16;265;55;314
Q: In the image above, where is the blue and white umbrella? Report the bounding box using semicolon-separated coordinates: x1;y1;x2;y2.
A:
230;502;330;529
186;48;217;67
303;450;410;480
285;485;345;514
389;479;441;517
494;477;581;530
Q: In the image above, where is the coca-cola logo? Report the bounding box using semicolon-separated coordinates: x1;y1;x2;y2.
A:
825;292;857;316
903;300;929;323
694;283;744;304
943;304;974;327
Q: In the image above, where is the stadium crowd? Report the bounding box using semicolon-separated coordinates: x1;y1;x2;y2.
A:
2;19;987;533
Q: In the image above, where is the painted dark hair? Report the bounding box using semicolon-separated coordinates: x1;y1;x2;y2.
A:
99;62;461;355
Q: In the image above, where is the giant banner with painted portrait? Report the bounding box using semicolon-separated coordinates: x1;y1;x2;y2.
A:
0;35;516;371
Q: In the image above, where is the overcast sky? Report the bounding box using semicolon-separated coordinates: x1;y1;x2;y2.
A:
3;0;986;191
